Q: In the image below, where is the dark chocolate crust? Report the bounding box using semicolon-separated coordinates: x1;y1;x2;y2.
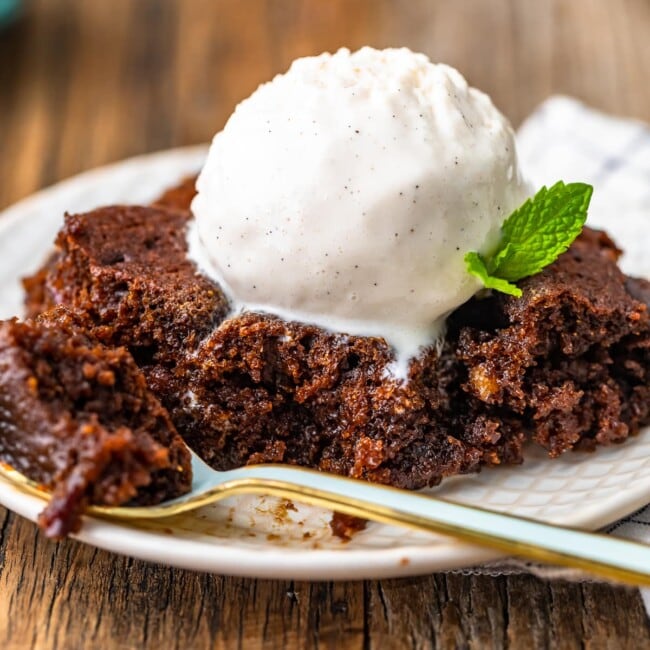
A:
0;308;192;537
20;185;650;494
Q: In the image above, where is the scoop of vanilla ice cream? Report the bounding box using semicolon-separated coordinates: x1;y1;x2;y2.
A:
190;47;531;376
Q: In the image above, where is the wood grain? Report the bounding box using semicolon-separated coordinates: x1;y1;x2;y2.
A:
1;0;650;648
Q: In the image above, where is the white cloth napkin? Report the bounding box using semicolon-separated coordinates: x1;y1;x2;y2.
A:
467;97;650;607
517;96;650;279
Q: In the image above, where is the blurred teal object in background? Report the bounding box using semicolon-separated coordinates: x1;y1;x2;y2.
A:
0;0;21;28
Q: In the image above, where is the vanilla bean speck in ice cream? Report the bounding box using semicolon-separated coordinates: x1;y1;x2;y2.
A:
189;47;531;377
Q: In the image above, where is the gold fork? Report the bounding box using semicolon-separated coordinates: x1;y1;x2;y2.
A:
2;450;650;586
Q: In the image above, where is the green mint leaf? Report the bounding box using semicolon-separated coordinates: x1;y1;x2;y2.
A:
494;181;592;281
465;252;523;297
465;181;593;297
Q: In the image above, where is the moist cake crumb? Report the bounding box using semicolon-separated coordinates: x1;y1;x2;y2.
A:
0;307;192;537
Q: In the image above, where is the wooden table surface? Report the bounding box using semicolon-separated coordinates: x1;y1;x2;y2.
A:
1;1;650;647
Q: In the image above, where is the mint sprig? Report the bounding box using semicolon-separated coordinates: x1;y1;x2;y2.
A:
465;181;593;297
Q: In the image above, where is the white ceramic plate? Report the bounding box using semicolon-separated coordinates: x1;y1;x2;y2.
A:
0;146;649;580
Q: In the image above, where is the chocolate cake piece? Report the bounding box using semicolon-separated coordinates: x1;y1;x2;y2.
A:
22;205;231;446
22;192;650;490
454;229;650;456
176;312;524;488
23;205;229;363
0;308;192;538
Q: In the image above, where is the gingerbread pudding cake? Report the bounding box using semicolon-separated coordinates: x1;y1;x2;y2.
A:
0;47;648;537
